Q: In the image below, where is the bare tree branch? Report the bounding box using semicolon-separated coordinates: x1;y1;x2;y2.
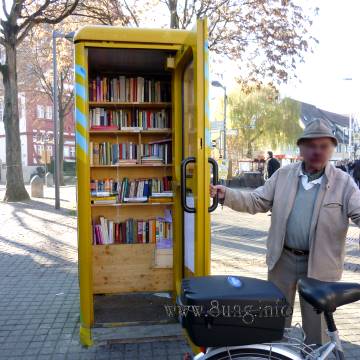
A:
124;0;139;27
18;0;51;32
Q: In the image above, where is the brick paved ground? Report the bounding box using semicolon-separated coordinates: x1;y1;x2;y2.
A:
0;184;359;359
0;185;191;360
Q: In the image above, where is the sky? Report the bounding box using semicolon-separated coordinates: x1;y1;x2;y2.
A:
1;0;358;118
279;0;360;117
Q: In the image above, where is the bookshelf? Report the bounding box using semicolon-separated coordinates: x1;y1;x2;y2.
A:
85;49;175;303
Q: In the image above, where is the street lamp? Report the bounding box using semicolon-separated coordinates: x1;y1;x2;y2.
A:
211;80;227;159
52;30;74;209
343;77;353;159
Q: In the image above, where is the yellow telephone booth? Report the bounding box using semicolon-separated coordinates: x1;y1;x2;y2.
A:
74;18;218;350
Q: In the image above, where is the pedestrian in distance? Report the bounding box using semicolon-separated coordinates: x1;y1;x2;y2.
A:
352;158;360;189
210;117;360;348
265;151;280;180
335;161;347;173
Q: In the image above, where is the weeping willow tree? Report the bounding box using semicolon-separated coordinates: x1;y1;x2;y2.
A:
228;87;302;159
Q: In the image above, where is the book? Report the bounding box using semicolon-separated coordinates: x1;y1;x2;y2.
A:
91;195;117;200
91;199;117;205
148;197;173;203
150;192;173;197
123;197;148;203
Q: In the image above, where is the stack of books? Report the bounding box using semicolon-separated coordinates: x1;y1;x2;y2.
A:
89;75;171;103
90;176;173;204
90;108;170;130
148;191;174;203
92;216;173;245
90;108;129;129
150;176;172;193
90;142;139;165
90;179;118;204
91;196;117;205
141;138;172;164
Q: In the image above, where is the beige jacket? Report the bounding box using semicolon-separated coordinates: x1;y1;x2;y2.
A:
223;161;360;281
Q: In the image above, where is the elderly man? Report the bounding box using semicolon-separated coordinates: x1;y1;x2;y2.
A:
210;118;360;346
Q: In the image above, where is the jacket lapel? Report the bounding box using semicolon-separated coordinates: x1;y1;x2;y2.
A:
308;162;332;256
281;163;301;230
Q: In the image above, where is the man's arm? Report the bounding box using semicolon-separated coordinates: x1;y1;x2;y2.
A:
348;187;360;226
222;169;279;214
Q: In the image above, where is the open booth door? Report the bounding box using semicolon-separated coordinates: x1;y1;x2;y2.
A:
173;18;218;294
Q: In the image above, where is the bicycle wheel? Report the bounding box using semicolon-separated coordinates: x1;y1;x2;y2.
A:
203;347;295;360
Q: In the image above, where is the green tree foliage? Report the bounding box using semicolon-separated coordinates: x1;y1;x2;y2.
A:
228;87;302;158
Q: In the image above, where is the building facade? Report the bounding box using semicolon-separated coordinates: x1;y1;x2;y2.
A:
0;90;75;183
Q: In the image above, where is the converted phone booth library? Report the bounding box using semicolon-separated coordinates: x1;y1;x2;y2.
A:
74;18;219;349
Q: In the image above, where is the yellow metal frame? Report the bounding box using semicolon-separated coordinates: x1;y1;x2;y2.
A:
74;20;210;349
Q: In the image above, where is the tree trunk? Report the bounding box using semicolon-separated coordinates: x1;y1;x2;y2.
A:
2;42;30;202
246;142;253;159
168;0;179;29
59;106;65;186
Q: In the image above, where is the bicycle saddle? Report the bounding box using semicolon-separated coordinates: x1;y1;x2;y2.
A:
298;277;360;313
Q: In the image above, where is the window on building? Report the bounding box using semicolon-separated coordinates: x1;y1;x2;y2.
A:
64;146;70;157
70;147;75;158
36;105;45;119
46;106;52;120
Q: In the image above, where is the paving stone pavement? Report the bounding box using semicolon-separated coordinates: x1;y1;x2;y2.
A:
0;185;191;360
1;184;360;359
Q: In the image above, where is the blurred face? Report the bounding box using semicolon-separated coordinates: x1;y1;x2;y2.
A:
299;137;335;170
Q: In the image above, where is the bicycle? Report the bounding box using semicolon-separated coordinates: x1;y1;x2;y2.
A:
179;276;360;360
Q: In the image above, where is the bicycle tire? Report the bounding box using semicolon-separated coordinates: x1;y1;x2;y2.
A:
202;348;295;360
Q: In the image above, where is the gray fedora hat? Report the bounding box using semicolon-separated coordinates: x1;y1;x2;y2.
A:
297;118;338;146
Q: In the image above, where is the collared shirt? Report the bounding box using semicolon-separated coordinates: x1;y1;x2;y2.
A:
299;167;324;191
285;176;321;250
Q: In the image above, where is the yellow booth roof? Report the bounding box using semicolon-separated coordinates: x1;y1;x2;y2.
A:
74;25;194;45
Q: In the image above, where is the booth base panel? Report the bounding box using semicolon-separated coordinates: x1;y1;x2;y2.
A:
94;292;177;325
92;323;185;344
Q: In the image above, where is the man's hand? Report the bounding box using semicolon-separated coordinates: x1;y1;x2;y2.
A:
209;184;226;199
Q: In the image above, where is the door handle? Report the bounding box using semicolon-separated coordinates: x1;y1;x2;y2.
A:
181;157;196;213
208;157;219;212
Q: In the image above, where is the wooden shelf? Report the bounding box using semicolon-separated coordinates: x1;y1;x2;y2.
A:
89;129;172;135
89;101;172;108
91;202;174;207
90;164;172;168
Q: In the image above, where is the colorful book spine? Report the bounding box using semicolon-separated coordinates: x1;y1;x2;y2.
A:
89;76;171;103
90;142;139;165
141;140;172;164
90;177;172;202
92;215;172;246
89;108;170;130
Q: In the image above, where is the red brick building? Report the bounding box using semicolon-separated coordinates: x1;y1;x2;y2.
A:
0;89;75;182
